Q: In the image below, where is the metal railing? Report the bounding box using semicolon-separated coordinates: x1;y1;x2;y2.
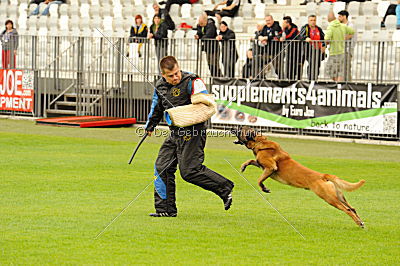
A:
0;35;399;136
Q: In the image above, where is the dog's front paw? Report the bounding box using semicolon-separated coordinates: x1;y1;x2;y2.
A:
262;187;271;193
240;163;247;172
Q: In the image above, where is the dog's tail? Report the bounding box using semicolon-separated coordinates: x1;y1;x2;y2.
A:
326;175;365;192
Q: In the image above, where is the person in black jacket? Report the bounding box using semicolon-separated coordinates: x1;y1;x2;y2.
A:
242;48;254;78
280;16;302;80
145;56;235;217
195;13;222;77
259;15;283;79
149;14;169;68
129;14;148;57
153;3;175;31
216;21;238;77
300;15;326;80
251;21;267;79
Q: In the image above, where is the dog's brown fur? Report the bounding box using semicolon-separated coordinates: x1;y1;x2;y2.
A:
235;127;365;227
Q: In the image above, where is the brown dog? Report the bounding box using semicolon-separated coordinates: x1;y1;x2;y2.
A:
233;126;365;227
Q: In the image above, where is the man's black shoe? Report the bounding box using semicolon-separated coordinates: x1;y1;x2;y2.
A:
159;1;166;4
300;0;308;5
223;192;233;210
149;212;177;217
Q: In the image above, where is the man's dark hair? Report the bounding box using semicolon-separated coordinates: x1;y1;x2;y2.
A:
283;16;292;24
338;10;349;18
308;14;316;18
160;56;178;73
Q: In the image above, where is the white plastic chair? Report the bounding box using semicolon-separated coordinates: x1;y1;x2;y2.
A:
354;16;367;31
361;1;374;16
181;3;191;19
80;3;90;18
306;2;317;16
232;17;244;33
369;17;382;31
377;1;390;18
385;16;398;31
113;4;123;18
242;4;253;17
333;2;346;16
319;2;331;17
254;3;265;19
347;1;360;16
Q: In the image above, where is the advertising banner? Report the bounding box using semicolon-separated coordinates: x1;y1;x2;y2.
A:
0;69;34;112
211;79;398;135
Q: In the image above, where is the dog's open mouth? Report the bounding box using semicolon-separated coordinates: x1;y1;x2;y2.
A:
231;126;257;145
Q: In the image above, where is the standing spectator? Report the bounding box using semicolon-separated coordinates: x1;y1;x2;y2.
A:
30;0;66;17
216;21;238;77
205;0;241;24
0;20;18;69
252;21;267;78
300;15;326;81
195;13;222;77
397;0;400;29
325;11;354;82
149;14;169;67
280;16;302;80
242;48;254;78
129;15;148;57
159;0;199;12
153;3;176;31
259;15;283;79
338;10;355;81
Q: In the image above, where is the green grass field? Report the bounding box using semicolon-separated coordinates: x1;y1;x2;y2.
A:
1;118;399;265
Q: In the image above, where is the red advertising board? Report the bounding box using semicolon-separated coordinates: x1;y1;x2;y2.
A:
0;69;34;112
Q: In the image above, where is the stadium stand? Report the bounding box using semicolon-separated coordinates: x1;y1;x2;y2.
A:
0;0;399;81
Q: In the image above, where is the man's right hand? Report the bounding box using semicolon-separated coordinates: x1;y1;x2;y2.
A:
147;131;152;137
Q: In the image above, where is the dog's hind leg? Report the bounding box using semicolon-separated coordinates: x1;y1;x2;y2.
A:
311;180;364;228
241;159;262;172
334;186;364;227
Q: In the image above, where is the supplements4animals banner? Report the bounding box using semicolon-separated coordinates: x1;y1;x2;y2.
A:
0;69;34;112
211;79;398;135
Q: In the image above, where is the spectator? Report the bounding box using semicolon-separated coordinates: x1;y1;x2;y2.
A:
153;3;175;30
280;16;302;80
242;48;254;78
338;10;355;81
0;20;18;69
300;15;326;81
195;13;222;77
205;0;241;24
28;0;45;8
300;0;323;5
159;0;199;12
251;21;267;78
129;15;148;57
398;0;400;29
216;21;238;77
149;14;169;67
324;11;354;82
30;0;66;17
259;15;283;79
